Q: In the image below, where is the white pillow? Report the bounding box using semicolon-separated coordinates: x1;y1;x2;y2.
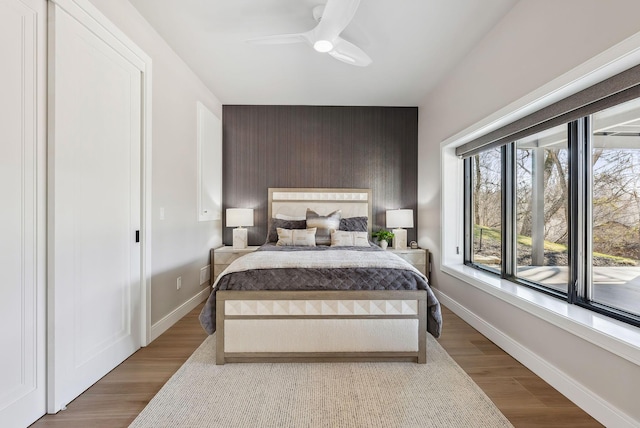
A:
331;231;370;247
275;213;306;221
276;227;317;247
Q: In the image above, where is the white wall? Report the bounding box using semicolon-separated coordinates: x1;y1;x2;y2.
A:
418;0;640;425
87;0;223;330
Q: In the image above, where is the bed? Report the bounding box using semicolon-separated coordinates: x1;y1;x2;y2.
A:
199;188;441;364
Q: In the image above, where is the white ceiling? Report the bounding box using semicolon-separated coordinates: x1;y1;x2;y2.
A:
128;0;519;106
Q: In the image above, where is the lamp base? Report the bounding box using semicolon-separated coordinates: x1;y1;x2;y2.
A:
392;228;407;250
232;227;248;249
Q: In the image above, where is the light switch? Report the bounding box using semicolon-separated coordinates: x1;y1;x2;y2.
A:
160;207;165;220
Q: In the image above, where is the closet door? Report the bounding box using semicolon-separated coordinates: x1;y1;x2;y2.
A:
49;2;142;411
0;0;47;426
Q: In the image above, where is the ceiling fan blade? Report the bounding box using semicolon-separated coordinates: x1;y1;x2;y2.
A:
248;1;367;66
247;32;311;46
328;37;372;67
314;0;361;42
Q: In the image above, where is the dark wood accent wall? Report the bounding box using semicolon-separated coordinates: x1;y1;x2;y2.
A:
222;105;418;246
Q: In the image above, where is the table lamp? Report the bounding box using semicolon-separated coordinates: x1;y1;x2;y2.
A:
386;209;413;250
226;208;254;249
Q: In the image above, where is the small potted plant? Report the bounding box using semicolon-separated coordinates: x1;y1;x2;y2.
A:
372;229;395;250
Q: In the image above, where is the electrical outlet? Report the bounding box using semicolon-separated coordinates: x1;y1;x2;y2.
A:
200;265;211;285
176;276;182;290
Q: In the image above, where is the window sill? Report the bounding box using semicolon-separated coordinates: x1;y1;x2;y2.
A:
441;262;640;366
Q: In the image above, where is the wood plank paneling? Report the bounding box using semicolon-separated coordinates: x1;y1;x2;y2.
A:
222;105;418;245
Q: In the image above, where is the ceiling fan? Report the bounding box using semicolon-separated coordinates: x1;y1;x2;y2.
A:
248;0;372;67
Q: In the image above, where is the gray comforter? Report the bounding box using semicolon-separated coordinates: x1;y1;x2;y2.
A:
199;244;442;337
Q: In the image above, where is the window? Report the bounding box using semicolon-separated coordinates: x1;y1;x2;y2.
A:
590;98;640;318
462;95;640;327
515;125;569;293
469;148;502;272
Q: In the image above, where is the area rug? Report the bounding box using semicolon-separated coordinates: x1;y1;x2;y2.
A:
130;334;513;428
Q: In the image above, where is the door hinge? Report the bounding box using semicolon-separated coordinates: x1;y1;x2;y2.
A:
135;230;140;243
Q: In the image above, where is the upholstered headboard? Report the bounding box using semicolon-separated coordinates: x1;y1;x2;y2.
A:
268;188;373;235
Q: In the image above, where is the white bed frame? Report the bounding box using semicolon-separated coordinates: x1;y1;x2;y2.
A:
216;188;427;364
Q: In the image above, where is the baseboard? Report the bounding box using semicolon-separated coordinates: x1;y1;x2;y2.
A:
150;288;211;342
433;289;638;428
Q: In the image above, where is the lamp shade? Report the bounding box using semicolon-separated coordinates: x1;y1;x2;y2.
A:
226;208;254;227
386;209;413;229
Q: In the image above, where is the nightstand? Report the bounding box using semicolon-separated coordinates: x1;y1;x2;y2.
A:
388;248;430;281
210;246;260;284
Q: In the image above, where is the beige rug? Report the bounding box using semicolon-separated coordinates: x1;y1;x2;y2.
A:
130;334;513;428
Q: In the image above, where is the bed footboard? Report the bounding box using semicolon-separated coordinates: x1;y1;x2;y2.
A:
215;290;427;364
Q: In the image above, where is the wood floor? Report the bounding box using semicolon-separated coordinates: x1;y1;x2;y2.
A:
436;306;602;428
31;303;602;428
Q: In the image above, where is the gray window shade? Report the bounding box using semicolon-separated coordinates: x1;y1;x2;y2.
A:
455;63;640;158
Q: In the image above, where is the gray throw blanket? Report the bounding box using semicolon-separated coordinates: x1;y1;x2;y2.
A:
199;245;442;337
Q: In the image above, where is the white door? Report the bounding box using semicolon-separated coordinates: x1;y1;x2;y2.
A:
49;2;142;411
0;0;47;426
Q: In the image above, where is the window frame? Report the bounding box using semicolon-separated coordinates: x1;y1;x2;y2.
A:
463;116;640;328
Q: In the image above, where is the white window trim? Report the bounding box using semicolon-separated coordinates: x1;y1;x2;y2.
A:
440;31;640;367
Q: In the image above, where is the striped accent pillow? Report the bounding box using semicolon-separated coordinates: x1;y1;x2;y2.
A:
305;209;341;245
331;231;370;247
276;227;317;247
266;218;306;243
